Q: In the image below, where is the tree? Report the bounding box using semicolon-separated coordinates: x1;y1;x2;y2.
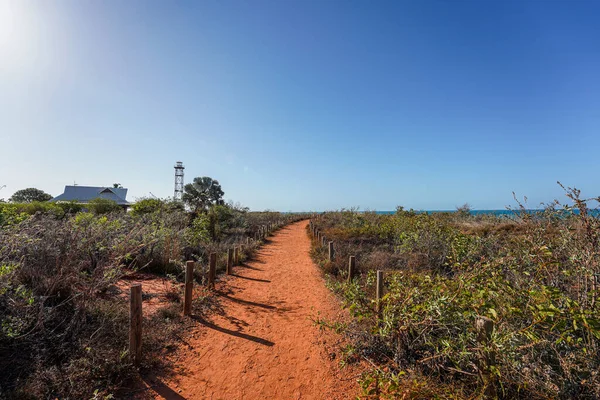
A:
182;177;224;212
456;203;472;218
9;188;52;203
113;183;123;188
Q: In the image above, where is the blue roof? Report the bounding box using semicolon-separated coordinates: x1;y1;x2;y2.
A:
50;186;130;205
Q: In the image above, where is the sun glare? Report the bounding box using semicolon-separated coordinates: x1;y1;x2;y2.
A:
0;1;37;74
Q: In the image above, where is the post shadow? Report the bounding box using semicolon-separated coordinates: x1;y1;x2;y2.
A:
231;274;271;283
191;315;275;347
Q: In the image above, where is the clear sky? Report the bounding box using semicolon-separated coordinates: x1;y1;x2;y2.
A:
1;0;599;211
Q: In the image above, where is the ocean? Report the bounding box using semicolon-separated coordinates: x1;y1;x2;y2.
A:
373;209;599;217
374;209;529;216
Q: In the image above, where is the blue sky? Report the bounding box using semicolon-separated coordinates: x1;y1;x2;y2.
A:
1;0;599;211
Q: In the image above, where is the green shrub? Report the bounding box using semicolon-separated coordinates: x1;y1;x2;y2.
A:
0;201;83;227
311;188;600;399
131;198;166;215
87;198;122;214
0;203;304;398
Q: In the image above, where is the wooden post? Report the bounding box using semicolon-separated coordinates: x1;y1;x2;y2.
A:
328;241;334;262
322;235;326;247
227;248;233;275
129;284;142;366
234;246;239;265
247;237;251;246
376;270;384;316
208;253;216;288
475;316;496;398
183;261;194;316
348;256;356;283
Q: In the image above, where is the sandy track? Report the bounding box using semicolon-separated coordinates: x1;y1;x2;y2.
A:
146;220;357;400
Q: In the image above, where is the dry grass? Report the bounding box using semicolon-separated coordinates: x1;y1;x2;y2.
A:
0;204;304;398
311;188;600;399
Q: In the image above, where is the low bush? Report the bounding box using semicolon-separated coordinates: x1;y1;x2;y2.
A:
0;201;304;398
311;186;600;399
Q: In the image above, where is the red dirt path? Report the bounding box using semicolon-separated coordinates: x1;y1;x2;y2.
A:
145;220;359;400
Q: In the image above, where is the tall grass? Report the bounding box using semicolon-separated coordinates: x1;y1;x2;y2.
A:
0;200;302;398
311;186;600;399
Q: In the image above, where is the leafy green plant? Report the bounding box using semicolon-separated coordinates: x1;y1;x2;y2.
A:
310;186;600;399
87;198;122;214
0;202;304;398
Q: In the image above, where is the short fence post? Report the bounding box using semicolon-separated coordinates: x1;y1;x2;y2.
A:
247;237;251;246
129;284;142;366
475;316;496;398
234;246;239;265
227;248;233;275
376;270;384;316
328;241;334;262
348;256;356;283
322;235;326;247
183;261;194;316
208;253;216;288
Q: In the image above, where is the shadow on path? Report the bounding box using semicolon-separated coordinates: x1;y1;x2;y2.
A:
231;274;271;283
141;375;187;400
191;315;275;347
237;262;263;271
217;291;277;310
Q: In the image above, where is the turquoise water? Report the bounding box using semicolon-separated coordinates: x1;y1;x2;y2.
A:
374;209;599;217
375;210;528;216
289;209;598;217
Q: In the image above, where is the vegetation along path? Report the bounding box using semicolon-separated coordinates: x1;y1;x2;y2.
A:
146;220;357;400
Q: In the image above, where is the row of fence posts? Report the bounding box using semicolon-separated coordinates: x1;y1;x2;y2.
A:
254;222;278;241
309;219;496;396
128;221;285;366
309;219;385;315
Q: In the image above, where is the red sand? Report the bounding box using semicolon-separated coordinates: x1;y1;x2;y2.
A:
115;272;179;316
145;220;359;400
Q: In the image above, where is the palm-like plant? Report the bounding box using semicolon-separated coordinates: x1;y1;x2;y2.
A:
182;177;224;212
